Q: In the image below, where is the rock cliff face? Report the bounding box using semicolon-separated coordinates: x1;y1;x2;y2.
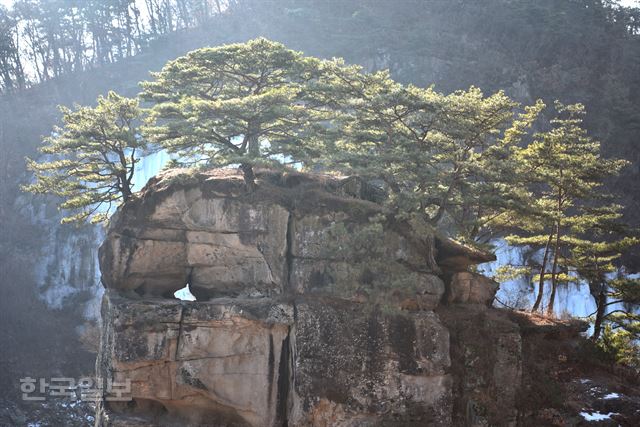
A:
95;169;517;427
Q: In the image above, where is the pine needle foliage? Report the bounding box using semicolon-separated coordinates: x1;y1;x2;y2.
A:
140;37;333;187
23;91;144;224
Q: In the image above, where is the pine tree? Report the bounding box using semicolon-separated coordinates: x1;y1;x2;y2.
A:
572;235;640;340
576;224;640;365
23;91;144;223
140;38;330;188
501;102;628;314
564;198;640;340
314;61;540;243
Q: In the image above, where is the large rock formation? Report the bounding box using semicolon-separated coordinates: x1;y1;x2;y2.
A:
95;169;513;427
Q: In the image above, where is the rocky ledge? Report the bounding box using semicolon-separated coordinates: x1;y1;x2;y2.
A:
94;169;530;426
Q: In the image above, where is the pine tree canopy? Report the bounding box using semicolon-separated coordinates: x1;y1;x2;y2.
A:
140;37;334;186
21;42;638;326
312;62;542;241
23;91;143;224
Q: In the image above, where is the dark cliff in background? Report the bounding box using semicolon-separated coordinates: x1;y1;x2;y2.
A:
0;0;639;422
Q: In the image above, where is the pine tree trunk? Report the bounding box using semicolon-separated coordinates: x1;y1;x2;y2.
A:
240;163;256;190
241;123;260;191
591;282;607;340
532;233;553;312
424;233;440;274
248;129;260;157
119;172;132;202
546;222;561;316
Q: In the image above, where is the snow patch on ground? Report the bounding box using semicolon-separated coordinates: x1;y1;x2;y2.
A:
579;411;618;421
